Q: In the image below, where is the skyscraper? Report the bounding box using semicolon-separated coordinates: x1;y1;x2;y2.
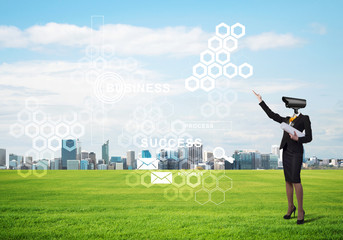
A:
89;152;96;167
9;154;23;167
0;148;6;166
271;145;280;158
141;150;151;158
127;150;135;169
61;139;77;170
102;140;109;164
188;143;203;169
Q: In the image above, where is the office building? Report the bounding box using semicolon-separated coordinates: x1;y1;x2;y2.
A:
81;151;89;160
97;164;108;170
127;150;135;169
203;151;214;162
116;162;123;170
102;140;109;164
270;154;278;169
233;150;261;169
188;143;203;169
271;145;280;158
110;156;122;163
89;152;96;167
9;154;23;167
121;157;127;169
9;159;17;169
67;160;79;170
36;159;49;170
0;148;6;166
61;139;77;169
80;159;89;170
141;150;151;158
88;163;94;170
261;154;270;169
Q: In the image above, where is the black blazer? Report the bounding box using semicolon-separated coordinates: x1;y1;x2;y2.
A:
259;101;312;153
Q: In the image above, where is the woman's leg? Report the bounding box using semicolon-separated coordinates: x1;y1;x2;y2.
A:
286;181;294;214
294;183;304;219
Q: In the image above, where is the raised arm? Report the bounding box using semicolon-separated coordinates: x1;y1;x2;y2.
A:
253;90;287;124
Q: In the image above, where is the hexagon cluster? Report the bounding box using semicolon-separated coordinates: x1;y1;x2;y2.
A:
125;170;233;205
9;97;85;157
201;89;238;118
185;23;253;92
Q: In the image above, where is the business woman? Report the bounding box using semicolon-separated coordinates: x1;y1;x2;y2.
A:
253;91;312;224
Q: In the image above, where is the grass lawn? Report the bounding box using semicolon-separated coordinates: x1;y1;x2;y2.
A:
0;169;342;239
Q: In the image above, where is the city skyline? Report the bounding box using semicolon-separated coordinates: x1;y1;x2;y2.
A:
1;1;342;159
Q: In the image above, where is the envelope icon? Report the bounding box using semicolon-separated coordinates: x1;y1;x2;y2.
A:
137;158;159;170
151;172;172;184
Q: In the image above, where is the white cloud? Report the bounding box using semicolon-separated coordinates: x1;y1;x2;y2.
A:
243;32;305;51
0;23;209;56
0;23;307;56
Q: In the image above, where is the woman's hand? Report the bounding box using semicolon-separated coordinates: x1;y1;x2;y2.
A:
289;131;299;141
252;90;262;103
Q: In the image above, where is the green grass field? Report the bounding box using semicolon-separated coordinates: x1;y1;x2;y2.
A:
0;169;342;240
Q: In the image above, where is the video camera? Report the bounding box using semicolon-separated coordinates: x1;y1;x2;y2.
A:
282;96;306;114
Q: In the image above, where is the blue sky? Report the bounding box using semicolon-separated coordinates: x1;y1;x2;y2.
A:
0;0;342;163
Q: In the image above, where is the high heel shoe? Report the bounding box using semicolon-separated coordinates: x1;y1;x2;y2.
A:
297;210;305;224
283;206;296;219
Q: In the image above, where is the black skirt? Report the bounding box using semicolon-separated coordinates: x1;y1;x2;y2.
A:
282;145;303;183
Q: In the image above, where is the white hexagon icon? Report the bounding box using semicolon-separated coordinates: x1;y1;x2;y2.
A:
208;36;223;52
223;36;238;52
171;120;186;135
63;112;77;125
239;63;253;79
33;136;47;152
48;114;62;125
216;103;230;118
186;173;201;188
200;76;215;92
217;175;233;192
208;63;223;79
208;90;223;104
25;97;39;111
200;50;215;65
210;188;225;205
192;63;207;79
71;123;85;138
201;103;215;118
140;120;155;135
223;63;238;79
216;23;230;38
10;123;24;138
40;123;55;138
185;76;200;92
156;120;170;134
231;23;245;39
224;89;238;105
32;110;47;125
33;161;48;178
62;139;76;152
216;49;230;65
133;133;147;148
55;123;70;138
93;56;107;71
25;123;40;138
17;110;32;124
195;188;210;205
48;136;62;151
86;45;99;59
125;120;139;133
